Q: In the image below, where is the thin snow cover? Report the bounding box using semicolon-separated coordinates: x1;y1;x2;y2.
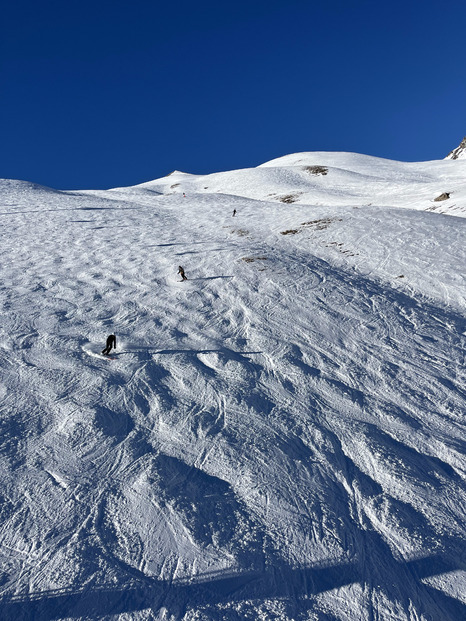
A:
0;152;465;620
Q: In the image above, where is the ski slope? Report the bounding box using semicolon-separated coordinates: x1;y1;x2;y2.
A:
0;152;465;620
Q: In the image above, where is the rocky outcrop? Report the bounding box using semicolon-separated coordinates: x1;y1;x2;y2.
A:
434;192;450;202
446;137;466;160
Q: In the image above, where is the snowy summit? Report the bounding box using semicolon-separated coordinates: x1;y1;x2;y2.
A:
0;148;465;620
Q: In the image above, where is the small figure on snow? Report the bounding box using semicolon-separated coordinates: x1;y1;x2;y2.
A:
232;209;236;217
178;266;187;281
102;334;117;356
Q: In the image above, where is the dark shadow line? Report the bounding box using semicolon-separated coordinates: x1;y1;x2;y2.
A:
188;276;234;281
154;349;262;358
117;349;262;357
0;562;356;620
148;242;208;247
175;248;232;256
0;555;463;621
0;206;138;216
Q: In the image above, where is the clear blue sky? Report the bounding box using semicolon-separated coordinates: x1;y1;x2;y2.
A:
1;0;465;189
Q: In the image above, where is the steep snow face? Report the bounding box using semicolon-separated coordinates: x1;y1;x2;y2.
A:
446;136;466;160
0;154;465;621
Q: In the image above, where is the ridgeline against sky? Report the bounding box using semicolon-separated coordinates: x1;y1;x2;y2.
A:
2;0;466;189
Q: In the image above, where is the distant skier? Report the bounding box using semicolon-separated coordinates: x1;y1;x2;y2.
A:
102;334;117;356
178;266;187;281
232;209;236;217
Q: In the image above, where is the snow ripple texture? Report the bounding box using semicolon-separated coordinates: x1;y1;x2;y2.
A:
0;153;465;620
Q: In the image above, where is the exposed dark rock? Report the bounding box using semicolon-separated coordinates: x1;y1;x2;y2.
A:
279;194;300;204
446;137;466;160
303;165;328;175
434;192;451;202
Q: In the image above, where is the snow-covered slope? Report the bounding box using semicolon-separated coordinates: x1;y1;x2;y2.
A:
0;152;465;621
127;151;466;218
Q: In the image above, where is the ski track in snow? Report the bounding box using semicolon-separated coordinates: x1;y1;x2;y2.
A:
0;154;465;620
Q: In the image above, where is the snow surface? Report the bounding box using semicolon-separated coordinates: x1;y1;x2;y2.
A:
0;152;465;620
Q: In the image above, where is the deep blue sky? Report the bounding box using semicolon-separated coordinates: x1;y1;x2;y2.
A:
2;0;465;189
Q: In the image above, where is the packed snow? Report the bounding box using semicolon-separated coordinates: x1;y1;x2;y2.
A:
0;152;465;620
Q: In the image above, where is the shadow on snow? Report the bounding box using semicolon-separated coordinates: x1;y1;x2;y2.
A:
0;550;464;621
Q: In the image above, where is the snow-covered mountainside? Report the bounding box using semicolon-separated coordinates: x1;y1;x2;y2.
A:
126;151;466;218
0;152;465;621
446;137;466;160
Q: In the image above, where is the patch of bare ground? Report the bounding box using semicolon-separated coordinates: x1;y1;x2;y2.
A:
280;217;342;235
325;241;359;257
230;229;249;237
303;165;328;176
241;257;268;263
426;199;461;214
279;194;302;204
280;218;361;257
301;217;342;231
434;192;451;202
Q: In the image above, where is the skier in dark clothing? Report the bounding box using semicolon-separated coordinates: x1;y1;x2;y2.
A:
102;334;116;355
178;266;187;281
232;209;236;217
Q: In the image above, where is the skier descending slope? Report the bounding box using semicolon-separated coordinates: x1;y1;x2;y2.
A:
178;266;187;281
102;334;117;356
